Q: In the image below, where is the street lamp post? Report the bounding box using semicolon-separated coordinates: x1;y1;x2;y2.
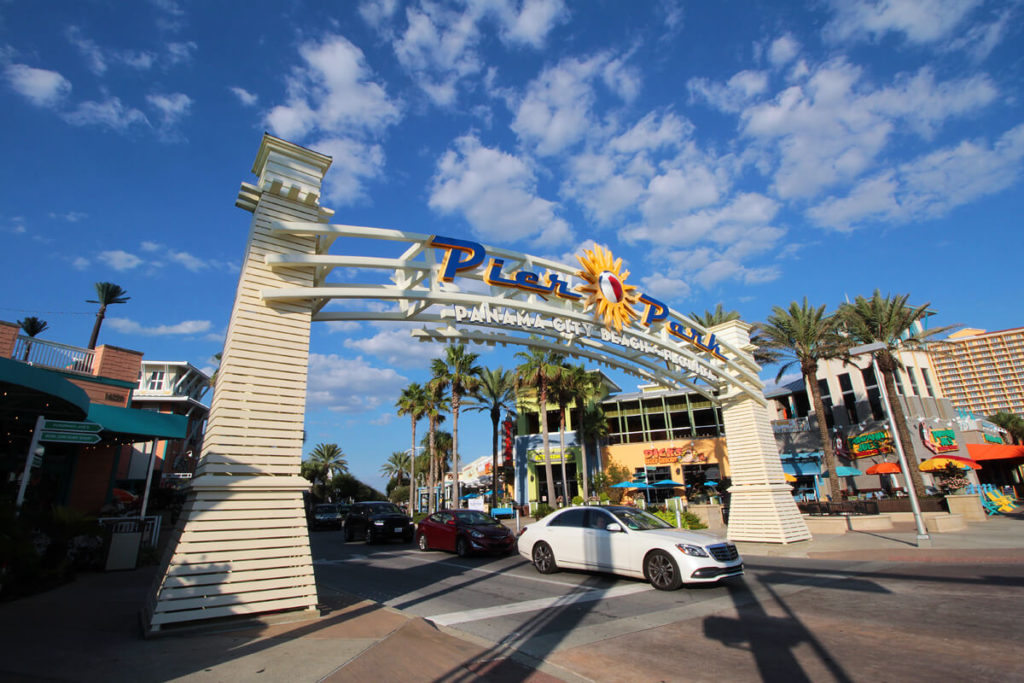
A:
851;342;931;548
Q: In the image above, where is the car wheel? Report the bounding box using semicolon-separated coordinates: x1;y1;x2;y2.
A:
644;550;682;591
365;527;376;544
532;541;557;574
455;537;469;558
417;533;430;551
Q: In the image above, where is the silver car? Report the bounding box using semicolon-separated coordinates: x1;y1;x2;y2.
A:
518;506;744;590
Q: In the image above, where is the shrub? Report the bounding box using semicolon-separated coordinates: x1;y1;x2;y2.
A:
533;503;554;520
571;495;584;506
652;510;707;529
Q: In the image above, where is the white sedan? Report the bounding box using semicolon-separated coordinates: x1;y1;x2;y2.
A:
517;505;744;590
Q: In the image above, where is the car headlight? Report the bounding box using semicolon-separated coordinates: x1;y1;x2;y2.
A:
675;543;709;557
373;520;385;526
469;529;484;539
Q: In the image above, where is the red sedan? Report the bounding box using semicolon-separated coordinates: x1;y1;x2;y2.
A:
416;509;517;557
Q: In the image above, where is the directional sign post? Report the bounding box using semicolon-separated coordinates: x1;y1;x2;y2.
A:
42;420;101;433
39;420;102;445
39;430;101;444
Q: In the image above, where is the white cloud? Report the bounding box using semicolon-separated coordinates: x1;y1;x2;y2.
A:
688;70;768;113
344;327;444;367
639;273;692;303
147;92;192;132
230;86;258;106
167;250;209;272
65;26;107;74
945;8;1013;61
823;0;983;45
625;192;780;247
809;123;1024;229
265;35;399;203
97;250;144;271
498;0;569;48
5;64;71;107
768;35;800;67
63;97;149;130
359;0;400;28
512;54;635;156
166;41;197;65
429;134;573;245
72;257;90;270
736;59;996;199
49;211;88;223
107;318;212;336
306;353;407;413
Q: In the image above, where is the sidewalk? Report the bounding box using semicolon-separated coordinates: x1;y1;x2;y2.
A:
1;515;1022;682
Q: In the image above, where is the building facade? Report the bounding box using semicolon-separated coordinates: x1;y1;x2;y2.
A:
932;327;1024;417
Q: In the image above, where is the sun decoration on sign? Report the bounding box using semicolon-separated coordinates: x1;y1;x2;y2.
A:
575;245;641;331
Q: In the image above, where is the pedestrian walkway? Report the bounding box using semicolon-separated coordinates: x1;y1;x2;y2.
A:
2;515;1022;682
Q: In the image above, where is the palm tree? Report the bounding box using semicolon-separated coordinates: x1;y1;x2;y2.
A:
381;450;410;487
689;304;740;328
17;316;48;361
838;290;957;498
988;411;1024;445
566;365;606;500
396;382;428;514
86;282;130;349
514;347;564;506
423;378;449;512
756;299;846;500
549;362;577;503
306;442;348;501
430;344;482;505
464;367;516;508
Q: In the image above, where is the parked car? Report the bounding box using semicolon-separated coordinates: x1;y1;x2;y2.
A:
344;501;414;543
310;503;347;530
416;509;517;556
517;505;744;590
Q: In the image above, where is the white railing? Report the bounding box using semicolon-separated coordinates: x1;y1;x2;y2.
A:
97;515;161;547
12;335;95;374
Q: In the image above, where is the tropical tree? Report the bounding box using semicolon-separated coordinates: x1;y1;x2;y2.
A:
838;290;957;498
430;344;482;504
304;442;348;501
381;450;410;488
988;411;1024;444
17;316;48;361
570;366;609;500
756;298;846;500
689;304;740;328
423;378;449;512
549;363;575;504
514;347;564;506
396;382;428;514
86;282;130;349
464;366;516;508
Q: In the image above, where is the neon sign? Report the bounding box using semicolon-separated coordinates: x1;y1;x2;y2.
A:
430;235;725;360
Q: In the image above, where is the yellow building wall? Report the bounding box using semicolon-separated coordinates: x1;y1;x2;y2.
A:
602;437;730;480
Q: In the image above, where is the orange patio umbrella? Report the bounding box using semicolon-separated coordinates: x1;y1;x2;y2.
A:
866;462;901;475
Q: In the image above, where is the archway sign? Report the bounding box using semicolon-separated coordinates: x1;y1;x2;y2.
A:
143;134;809;633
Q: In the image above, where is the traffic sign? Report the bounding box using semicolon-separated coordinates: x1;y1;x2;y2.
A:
39;430;101;444
42;420;101;433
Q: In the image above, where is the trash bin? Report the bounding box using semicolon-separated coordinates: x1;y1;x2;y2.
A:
104;519;142;571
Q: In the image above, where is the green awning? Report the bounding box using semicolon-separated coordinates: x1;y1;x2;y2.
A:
0;356;90;420
87;403;187;440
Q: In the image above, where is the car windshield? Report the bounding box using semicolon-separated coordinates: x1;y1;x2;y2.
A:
368;503;402;514
611;508;674;531
455;510;501;526
315;505;339;514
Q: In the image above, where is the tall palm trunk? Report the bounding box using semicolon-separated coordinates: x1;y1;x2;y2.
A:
428;416;438;513
409;418;417;515
87;304;107;350
540;383;556;505
490;404;500;508
805;358;840;501
452;395;461;504
576;403;588;500
878;355;927;497
558;406;569;503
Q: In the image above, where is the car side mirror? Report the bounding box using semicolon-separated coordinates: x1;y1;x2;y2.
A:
447;519;457;526
605;522;623;532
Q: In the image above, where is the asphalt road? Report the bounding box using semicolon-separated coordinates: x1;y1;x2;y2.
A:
310;528;1024;681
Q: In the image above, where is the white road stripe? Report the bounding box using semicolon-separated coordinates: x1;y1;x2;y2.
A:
426;583;653;626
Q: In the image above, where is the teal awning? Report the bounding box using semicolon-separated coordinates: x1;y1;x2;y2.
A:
87;403;187;440
836;466;863;477
782;462;821;477
0;356;89;420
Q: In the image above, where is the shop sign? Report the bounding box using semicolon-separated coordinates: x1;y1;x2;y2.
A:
644;446;710;465
984;433;1004;445
920;424;957;454
849;430;894;458
527;447;578;464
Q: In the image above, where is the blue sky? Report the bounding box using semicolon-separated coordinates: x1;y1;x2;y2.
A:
3;1;1022;493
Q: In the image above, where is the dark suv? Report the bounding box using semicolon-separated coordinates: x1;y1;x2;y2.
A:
344;501;414;544
310;503;348;530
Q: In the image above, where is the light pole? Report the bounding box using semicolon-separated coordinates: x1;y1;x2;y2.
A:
851;342;931;548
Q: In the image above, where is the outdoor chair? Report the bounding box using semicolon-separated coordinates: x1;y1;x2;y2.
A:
984;491;1019;513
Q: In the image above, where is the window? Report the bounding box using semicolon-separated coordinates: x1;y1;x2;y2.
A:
817;379;835;429
860;366;885;420
906;366;921;396
838;373;858;424
921;367;936;397
548;508;586;527
146;371;165;391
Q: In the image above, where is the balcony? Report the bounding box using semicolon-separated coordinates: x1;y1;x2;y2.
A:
12;336;95;375
772;417;811;433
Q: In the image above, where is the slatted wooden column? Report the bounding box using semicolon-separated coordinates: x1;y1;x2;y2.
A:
143;135;333;633
715;320;811;544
